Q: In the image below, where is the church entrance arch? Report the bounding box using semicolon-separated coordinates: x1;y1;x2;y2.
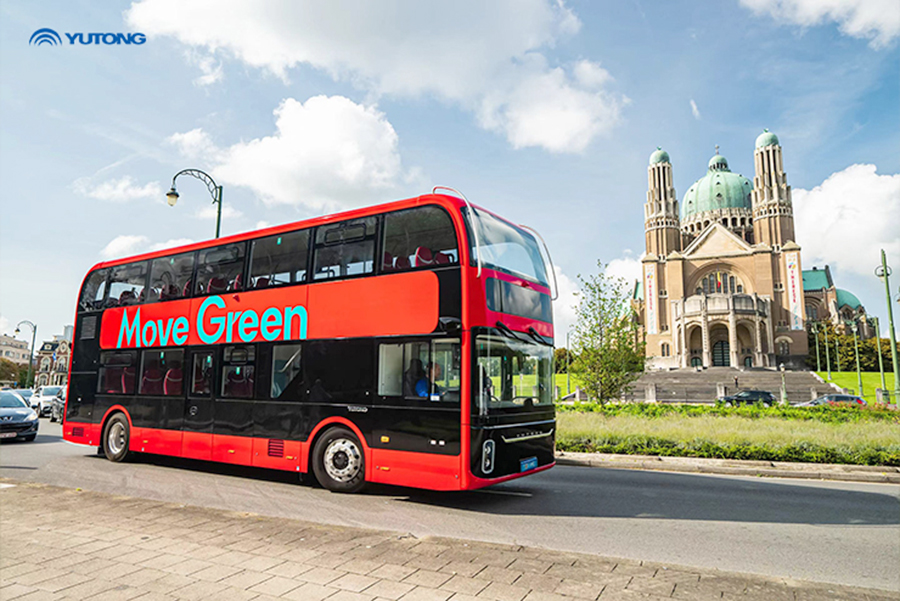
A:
712;341;730;366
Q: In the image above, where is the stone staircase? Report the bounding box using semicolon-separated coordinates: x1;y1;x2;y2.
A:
622;367;833;404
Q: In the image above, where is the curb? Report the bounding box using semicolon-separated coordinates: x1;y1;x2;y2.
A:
555;452;900;484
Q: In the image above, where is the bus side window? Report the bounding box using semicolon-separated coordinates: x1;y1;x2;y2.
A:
107;262;148;307
378;341;459;402
139;349;184;396
221;345;256;398
197;243;246;295
271;344;302;399
97;351;137;394
313;217;377;281
150;252;195;301
79;268;109;312
250;230;309;289
382;206;459;272
191;352;214;397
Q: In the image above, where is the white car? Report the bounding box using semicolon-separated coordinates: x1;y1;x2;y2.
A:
32;386;64;417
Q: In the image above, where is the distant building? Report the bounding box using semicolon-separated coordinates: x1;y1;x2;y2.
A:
634;131;869;370
34;337;70;388
0;334;31;365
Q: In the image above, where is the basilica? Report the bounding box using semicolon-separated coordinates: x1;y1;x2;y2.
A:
634;130;871;369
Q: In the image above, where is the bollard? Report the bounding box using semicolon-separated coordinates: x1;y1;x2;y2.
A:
645;383;657;403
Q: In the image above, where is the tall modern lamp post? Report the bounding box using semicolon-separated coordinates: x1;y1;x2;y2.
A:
14;320;37;388
166;169;224;239
875;249;899;403
848;321;863;397
810;322;821;372
823;321;832;380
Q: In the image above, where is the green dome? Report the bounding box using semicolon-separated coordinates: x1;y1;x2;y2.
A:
681;154;753;220
836;289;862;310
650;147;670;165
755;129;779;148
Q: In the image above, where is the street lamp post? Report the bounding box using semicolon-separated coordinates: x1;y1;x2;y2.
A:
779;362;787;405
811;323;821;372
167;169;224;239
566;331;571;396
823;322;832;380
849;322;862;397
874;316;887;395
875;249;899;403
14;320;37;388
835;334;841;373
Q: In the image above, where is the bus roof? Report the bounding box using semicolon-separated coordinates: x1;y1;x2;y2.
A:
86;192;480;272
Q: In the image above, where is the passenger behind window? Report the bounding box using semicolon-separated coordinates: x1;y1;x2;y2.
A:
416;362;443;399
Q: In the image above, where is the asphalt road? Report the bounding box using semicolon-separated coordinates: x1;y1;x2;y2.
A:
2;421;898;592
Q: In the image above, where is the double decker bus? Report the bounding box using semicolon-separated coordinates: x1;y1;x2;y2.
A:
64;189;556;492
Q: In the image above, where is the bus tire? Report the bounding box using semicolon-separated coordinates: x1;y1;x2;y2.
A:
312;426;366;493
102;413;132;463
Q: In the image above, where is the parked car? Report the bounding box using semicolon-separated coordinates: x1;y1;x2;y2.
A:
796;394;867;407
718;390;776;407
49;389;65;423
32;385;63;417
12;389;37;411
0;390;39;441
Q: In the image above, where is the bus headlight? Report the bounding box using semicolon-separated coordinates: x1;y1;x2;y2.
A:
482;439;495;474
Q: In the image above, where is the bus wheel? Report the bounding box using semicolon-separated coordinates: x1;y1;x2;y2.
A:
313;427;365;493
102;413;131;462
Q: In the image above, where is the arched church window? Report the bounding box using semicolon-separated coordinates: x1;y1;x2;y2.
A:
778;341;790;356
737;284;743;293
729;276;735;293
702;279;709;294
806;305;818;320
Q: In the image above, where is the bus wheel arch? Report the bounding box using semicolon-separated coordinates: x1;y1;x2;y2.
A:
100;409;133;463
310;422;367;493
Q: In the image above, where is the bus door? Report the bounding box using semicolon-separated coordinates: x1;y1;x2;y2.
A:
212;345;255;465
371;339;462;480
182;349;215;460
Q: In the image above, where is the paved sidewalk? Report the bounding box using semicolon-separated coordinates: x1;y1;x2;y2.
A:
555;452;900;484
0;480;896;601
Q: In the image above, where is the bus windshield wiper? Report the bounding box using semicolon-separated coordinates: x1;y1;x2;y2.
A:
495;321;527;343
526;327;553;347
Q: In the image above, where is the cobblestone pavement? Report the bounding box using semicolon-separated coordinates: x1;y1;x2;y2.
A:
0;481;896;601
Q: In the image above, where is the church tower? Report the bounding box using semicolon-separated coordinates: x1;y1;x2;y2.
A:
644;147;681;257
752;130;796;248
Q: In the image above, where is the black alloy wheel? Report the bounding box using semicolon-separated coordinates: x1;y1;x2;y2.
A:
102;413;132;462
312;426;366;493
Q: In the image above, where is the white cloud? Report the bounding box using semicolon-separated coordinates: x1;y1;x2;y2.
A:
100;235;196;260
606;252;642;283
126;0;624;152
793;164;900;276
552;265;580;345
73;176;162;202
100;235;149;259
194;205;243;220
0;315;10;336
168;96;408;212
255;220;271;230
740;0;900;48
185;50;223;86
690;99;701;120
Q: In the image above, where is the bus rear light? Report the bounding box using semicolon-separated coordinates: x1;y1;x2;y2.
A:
482;439;495;474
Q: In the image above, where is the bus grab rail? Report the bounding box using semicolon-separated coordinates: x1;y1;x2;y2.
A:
432;186;483;279
518;224;558;301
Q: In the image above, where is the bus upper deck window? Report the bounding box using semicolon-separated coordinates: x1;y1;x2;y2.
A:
313;217;377;281
250;230;310;289
79;269;109;312
383;206;458;273
107;262;148;308
197;244;246;295
150;252;196;301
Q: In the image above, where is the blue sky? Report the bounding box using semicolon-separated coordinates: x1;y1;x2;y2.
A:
1;0;898;346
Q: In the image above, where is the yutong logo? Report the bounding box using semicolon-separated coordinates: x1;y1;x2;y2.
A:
30;27;146;46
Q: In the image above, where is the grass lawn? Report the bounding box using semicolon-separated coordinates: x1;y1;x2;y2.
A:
556;411;900;466
816;371;896;403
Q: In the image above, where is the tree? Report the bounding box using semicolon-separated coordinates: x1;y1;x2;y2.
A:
17;363;33;388
0;358;19;385
807;322;895;373
554;347;570;373
570;261;646;403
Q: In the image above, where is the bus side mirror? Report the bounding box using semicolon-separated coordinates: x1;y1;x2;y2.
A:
438;317;461;335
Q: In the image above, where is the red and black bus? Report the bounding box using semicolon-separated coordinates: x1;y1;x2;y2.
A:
64;189;556;492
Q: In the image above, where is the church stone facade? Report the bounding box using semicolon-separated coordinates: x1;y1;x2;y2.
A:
635;131;811;369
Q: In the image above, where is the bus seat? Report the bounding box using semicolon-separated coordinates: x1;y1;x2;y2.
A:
122;367;136;395
254;277;270;289
382;252;394;272
141;369;164;395
119;290;136;305
414;247;433;267
434;252;450;265
182;280;193;297
146;288;160;302
164;368;183;396
403;359;425;397
207;277;227;294
229;274;243;291
395;256;411;270
225;369;253;398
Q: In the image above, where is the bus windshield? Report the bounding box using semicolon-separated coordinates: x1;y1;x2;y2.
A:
474;334;553;414
464;208;548;286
